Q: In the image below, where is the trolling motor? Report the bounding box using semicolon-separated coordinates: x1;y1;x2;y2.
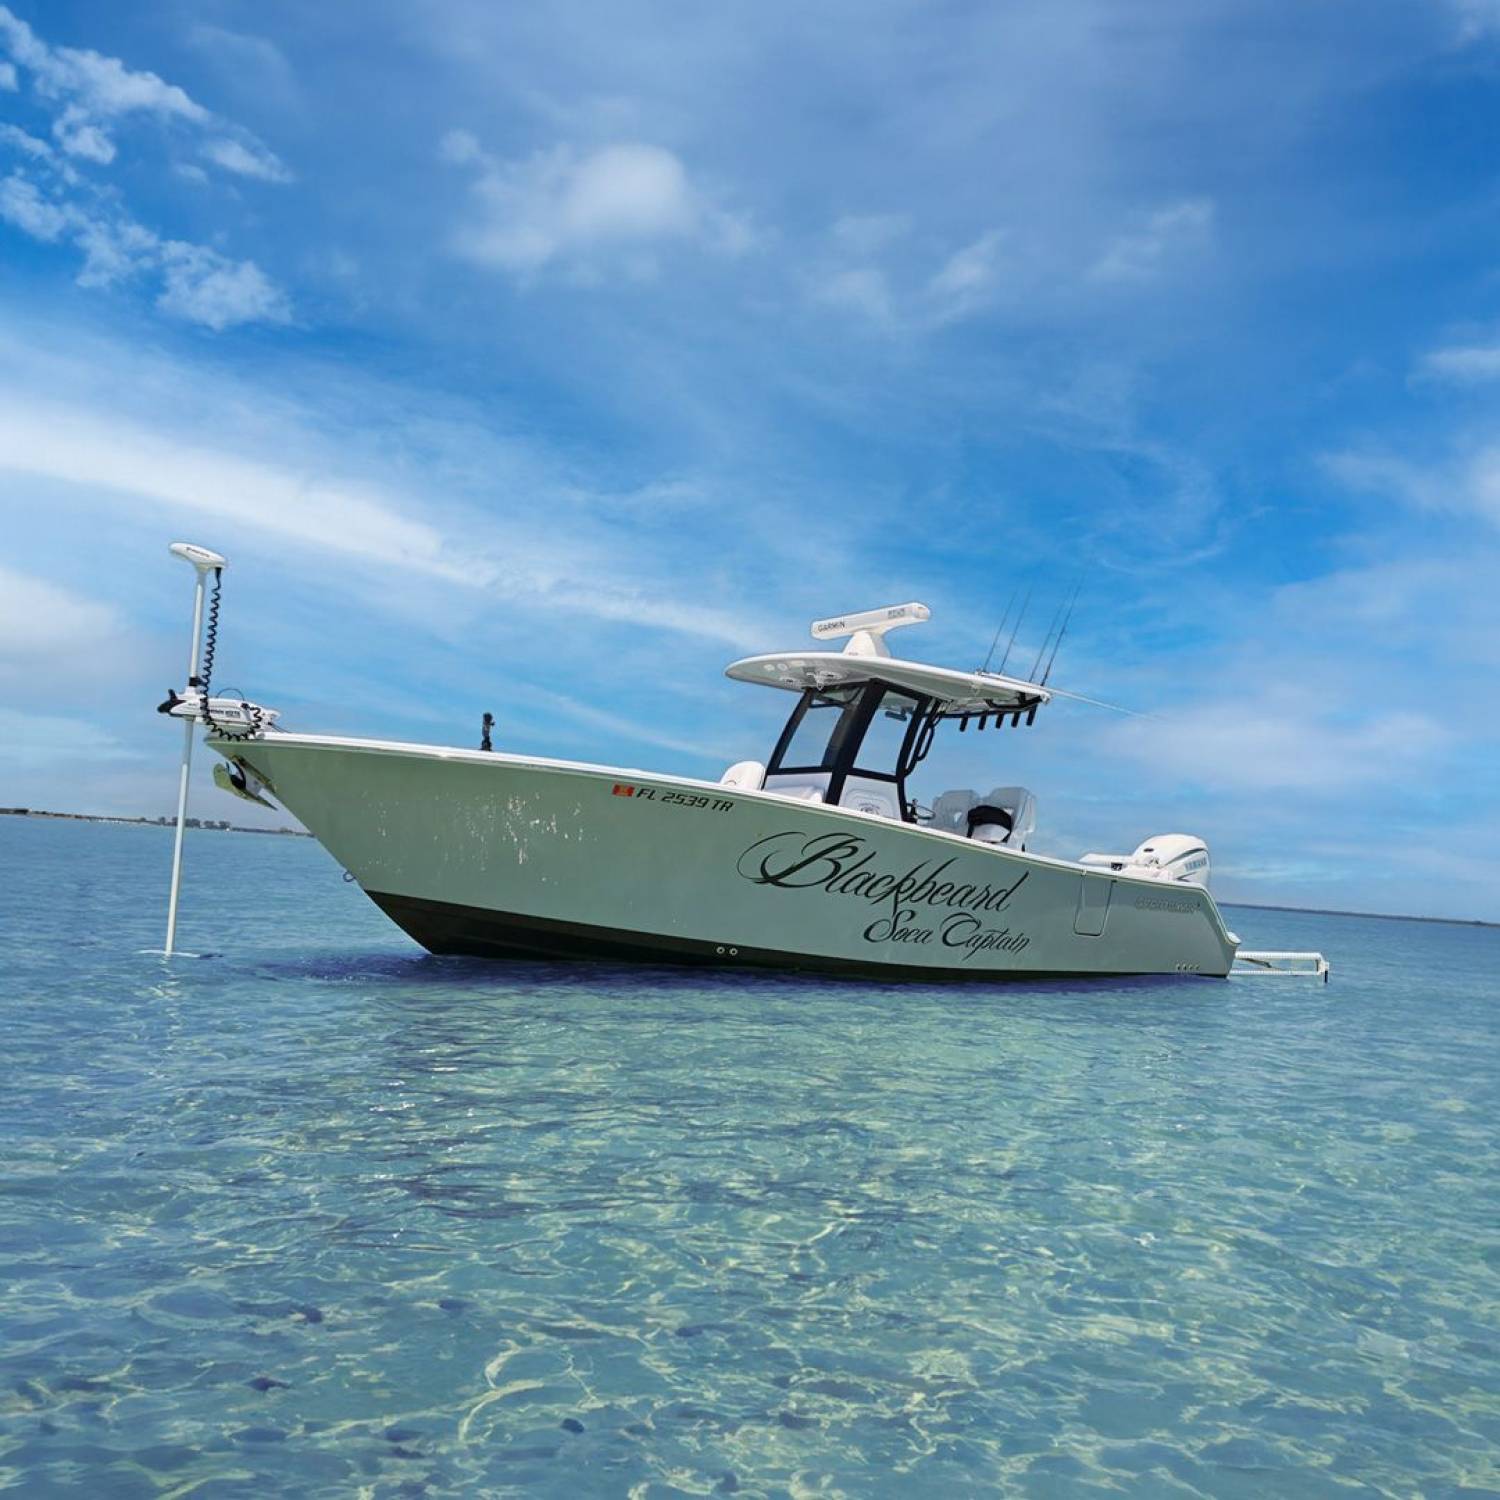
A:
155;542;280;957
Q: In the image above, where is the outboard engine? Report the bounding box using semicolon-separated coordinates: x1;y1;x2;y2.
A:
1128;835;1210;886
1080;834;1210;887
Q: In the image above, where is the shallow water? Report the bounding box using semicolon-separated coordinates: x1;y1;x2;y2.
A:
1;816;1496;1497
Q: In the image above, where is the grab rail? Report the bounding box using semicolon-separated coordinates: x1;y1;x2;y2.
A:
1232;950;1331;983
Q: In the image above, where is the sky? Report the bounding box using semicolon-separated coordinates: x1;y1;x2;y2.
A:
1;0;1498;922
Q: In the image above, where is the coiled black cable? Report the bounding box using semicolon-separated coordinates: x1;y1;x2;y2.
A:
198;569;261;740
200;568;221;693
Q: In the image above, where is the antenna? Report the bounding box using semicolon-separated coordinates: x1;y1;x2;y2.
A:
1044;684;1156;720
995;585;1031;676
979;585;1019;675
1029;594;1069;681
161;541;228;957
1041;578;1084;685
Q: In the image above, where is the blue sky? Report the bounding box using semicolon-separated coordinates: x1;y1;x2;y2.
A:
1;0;1498;921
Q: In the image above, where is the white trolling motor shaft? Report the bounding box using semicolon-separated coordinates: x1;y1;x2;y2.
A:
163;542;227;958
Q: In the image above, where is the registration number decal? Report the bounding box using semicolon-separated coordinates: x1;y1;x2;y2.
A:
612;784;734;813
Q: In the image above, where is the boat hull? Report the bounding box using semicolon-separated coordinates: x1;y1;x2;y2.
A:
219;735;1239;980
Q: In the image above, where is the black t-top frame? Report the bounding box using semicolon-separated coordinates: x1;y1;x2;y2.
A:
765;680;943;822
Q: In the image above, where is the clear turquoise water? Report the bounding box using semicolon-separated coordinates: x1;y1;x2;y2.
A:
1;817;1496;1498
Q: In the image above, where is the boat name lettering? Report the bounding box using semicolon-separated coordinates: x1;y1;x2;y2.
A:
858;909;1032;959
737;830;1032;928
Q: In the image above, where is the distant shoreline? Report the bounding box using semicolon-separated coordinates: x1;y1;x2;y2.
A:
3;808;1491;927
1222;900;1496;931
0;807;311;838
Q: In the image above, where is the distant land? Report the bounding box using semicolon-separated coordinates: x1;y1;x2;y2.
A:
1220;900;1496;931
0;807;311;838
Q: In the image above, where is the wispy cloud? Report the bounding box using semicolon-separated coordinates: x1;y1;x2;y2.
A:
808;221;1007;330
1447;0;1500;41
1323;444;1500;531
0;393;466;580
811;265;895;324
1415;339;1500;383
0;563;123;680
0;708;143;770
0;164;289;329
0;5;291;327
0;328;773;650
0;5;290;180
0;3;207;164
1107;694;1449;792
441;133;751;279
202;137;293;184
926;229;1007;321
1088;198;1215;283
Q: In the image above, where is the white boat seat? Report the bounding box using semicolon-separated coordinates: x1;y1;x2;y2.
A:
837;775;901;819
930;789;979;832
975;786;1036;849
720;760;766;790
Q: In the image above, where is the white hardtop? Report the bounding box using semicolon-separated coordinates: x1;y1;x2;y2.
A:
725;600;1051;715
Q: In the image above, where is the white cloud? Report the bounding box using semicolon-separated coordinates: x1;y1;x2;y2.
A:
1415;341;1500;382
0;5;287;188
0;708;141;770
438;128;483;165
812;265;894;324
0;3;208;169
927;229;1006;318
73;215;159;287
186;25;299;112
52;103;115;163
1089;198;1215;283
1108;697;1449;792
0;7;293;330
0;5;205;121
0;161;288;329
203;137;292;184
0;395;461;580
0;123;54;160
810;221;1010;330
444;136;750;276
0;346;767;650
157;243;291;330
0;58;15;90
0;564;122;678
1449;0;1500;39
1324;444;1500;531
0;172;69;239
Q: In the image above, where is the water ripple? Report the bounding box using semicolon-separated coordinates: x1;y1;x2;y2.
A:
0;819;1496;1496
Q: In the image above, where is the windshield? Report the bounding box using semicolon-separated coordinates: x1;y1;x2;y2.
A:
852;687;921;776
772;685;862;770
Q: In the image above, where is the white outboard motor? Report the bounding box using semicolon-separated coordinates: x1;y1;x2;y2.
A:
1081;834;1210;887
1129;835;1210;886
